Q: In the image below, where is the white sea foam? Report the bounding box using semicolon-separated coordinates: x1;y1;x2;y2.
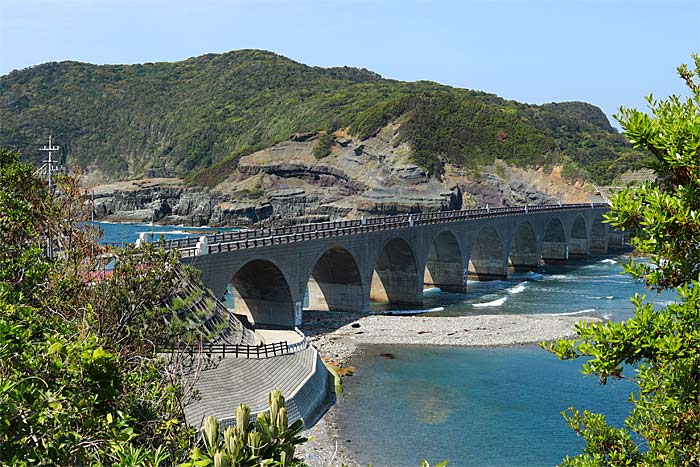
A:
507;282;527;294
599;258;617;264
548;274;569;280
549;309;597;316
385;307;444;315
605;296;614;300
423;287;441;294
473;297;508;308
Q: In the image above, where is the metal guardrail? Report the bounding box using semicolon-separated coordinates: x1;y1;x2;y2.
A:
174;203;609;257
170;328;311;358
175;341;291;358
103;203;608;256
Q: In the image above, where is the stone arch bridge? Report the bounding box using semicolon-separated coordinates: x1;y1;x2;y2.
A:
173;203;620;329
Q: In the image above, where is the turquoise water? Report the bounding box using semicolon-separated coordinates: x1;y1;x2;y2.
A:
339;257;675;467
337;345;634;467
96;221;237;244
376;258;673;322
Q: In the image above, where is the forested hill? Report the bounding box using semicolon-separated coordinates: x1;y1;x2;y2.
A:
0;49;645;184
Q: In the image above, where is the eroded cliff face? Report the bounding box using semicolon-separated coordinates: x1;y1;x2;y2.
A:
88;126;599;227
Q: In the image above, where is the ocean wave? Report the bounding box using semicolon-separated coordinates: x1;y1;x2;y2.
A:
599;258;617;264
584;295;615;300
473;297;508;308
549;309;597;316
548;274;570;280
524;271;545;280
384;307;444;315
507;282;527;294
423;287;441;294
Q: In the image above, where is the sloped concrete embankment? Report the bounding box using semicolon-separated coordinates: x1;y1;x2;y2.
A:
185;342;332;429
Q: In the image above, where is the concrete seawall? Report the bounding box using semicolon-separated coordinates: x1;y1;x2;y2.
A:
184;343;332;429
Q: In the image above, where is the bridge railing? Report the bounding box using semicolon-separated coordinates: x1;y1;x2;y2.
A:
147;203;608;256
185;203;607;255
171;340;294;358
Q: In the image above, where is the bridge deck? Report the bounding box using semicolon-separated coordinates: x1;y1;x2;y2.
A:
161;203;609;256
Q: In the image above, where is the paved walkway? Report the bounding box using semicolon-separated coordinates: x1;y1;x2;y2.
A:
255;329;305;345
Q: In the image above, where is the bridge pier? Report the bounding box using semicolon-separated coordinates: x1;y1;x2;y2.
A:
370;237;423;305
467;260;508;280
305;246;366;312
424;261;467;293
541;241;568;262
590;217;609;254
509;222;540;271
307;277;366;312
370;270;423;305
569;215;590;257
568;238;589;257
607;229;627;251
508;256;540;271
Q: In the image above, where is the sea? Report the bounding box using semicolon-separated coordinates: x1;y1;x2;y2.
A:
98;221;673;467
339;260;674;467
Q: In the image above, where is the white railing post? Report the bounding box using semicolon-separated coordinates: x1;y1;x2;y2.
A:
135;232;147;248
195;235;208;256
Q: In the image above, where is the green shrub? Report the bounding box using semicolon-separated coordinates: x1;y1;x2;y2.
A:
313;132;334;160
180;390;308;467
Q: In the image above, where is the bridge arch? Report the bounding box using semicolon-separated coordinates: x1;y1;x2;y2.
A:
590;215;609;254
569;215;589;257
305;246;365;312
424;229;466;293
542;218;567;261
509;221;539;271
229;259;295;328
468;225;507;280
371;237;422;305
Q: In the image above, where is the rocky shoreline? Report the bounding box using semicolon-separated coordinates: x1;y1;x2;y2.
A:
295;310;603;466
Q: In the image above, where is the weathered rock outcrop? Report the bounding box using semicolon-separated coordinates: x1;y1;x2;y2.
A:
88;127;598;227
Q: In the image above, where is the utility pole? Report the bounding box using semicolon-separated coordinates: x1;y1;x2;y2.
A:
36;136;62;258
36;135;61;192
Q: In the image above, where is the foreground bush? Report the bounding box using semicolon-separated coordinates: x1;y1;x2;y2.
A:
544;54;700;466
181;389;307;467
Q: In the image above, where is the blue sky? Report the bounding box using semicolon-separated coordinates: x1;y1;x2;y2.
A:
1;0;698;127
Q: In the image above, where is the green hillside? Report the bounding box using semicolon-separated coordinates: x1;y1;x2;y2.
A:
0;49;647;185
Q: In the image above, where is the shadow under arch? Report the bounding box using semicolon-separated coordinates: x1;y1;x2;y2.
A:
371;237;422;305
468;225;506;280
542;217;567;262
306;246;364;312
509;221;539;271
230;259;295;329
570;215;589;257
424;229;465;293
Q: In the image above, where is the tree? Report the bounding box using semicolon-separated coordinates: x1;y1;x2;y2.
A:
544;55;700;466
0;152;320;466
0;154;195;465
